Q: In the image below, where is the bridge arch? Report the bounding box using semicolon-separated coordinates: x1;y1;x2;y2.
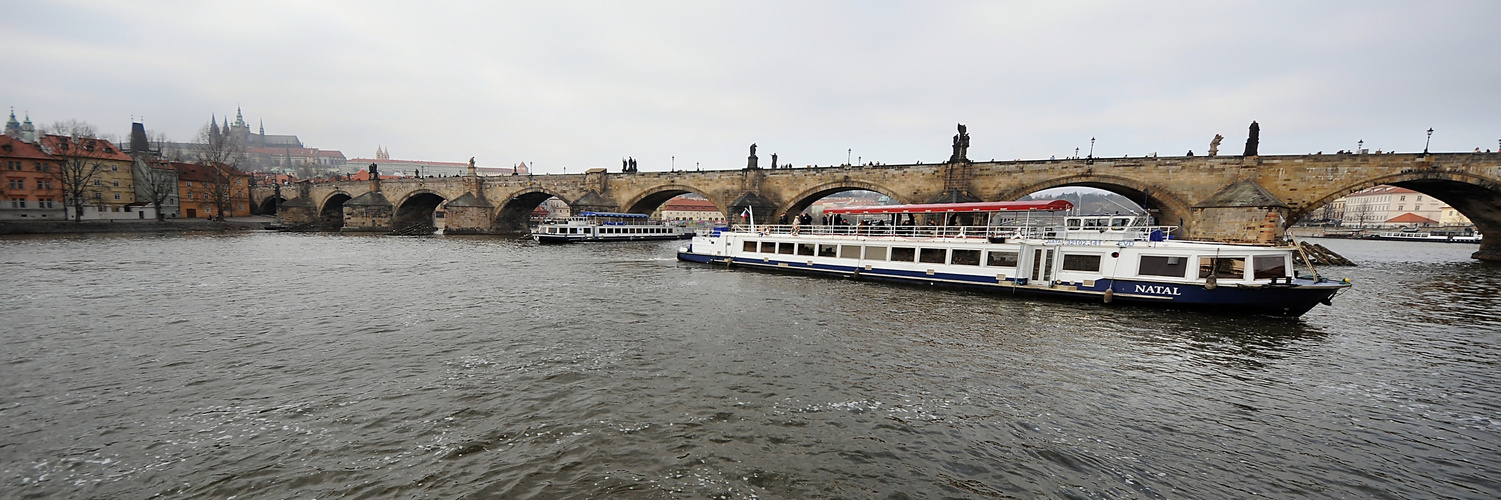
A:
254;195;285;216
494;187;570;233
1297;170;1501;258
779;180;910;218
318;191;354;231
998;175;1195;230
623;184;724;215
393;189;447;233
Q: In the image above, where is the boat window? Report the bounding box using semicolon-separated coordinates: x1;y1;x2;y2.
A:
778;242;795;254
1067;218;1082;229
951;249;981;266
919;248;946;264
840;245;862;259
1198;257;1246;280
987;251;1019;267
1253;255;1287;279
744;241;758;252
890;247;916;262
1111;217;1130;229
1137;256;1187;277
761;242;776;253
1061;254;1102;272
797;243;816;256
866;246;888;261
817;244;837;257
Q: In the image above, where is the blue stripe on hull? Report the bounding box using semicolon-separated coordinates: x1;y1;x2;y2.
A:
677;252;1341;317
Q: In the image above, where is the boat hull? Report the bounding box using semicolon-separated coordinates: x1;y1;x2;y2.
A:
677;250;1344;317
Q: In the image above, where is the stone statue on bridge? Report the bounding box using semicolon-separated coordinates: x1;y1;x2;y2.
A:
771;153;778;169
1243;122;1259;156
949;123;971;163
747;143;759;169
1209;134;1223;156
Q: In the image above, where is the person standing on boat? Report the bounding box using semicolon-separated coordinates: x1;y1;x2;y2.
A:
778;213;788;226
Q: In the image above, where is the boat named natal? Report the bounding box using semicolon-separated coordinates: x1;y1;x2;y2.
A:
677;201;1350;316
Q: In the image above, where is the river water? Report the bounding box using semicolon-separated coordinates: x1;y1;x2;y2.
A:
1;232;1498;499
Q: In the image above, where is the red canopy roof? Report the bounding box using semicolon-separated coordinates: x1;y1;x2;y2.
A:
824;200;1073;215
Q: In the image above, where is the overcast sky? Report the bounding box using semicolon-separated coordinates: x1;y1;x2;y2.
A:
5;1;1499;172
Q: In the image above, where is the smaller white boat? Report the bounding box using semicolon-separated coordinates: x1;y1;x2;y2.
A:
1368;231;1482;243
533;212;694;243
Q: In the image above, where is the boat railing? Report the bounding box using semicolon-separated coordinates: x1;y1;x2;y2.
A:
729;224;1177;241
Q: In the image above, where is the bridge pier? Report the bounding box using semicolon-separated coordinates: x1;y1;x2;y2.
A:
343;170;393;232
442;193;495;234
1187;180;1289;245
275;181;319;230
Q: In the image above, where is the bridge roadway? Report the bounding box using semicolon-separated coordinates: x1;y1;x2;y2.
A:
255;152;1501;261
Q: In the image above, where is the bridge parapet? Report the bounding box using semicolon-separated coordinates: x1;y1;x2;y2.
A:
247;152;1501;258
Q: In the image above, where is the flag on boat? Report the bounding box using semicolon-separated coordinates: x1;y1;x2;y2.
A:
741;208;751;218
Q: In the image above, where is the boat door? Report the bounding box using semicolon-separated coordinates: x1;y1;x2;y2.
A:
1028;246;1056;283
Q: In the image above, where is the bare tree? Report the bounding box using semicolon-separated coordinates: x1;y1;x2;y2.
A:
194;122;246;221
43;127;110;222
137;161;178;221
42;120;98;139
1345;201;1375;229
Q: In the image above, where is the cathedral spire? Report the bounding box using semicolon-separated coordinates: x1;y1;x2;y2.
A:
259;119;264;136
210;114;220;136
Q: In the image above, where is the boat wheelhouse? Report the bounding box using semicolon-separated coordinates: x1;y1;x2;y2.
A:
677;201;1349;316
533;212;694;243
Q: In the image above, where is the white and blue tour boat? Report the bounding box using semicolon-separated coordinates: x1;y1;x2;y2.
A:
677;201;1350;316
534;211;694;243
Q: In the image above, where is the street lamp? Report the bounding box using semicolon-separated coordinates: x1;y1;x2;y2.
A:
847;148;852;165
1088;138;1095;160
671;156;675;172
1075;147;1080;159
1357;140;1363;154
1424;128;1433;155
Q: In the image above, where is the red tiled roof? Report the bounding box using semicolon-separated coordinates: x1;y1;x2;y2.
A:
0;135;52;160
163;161;248;182
38;135;131;161
1386;213;1438;224
663;198;721;211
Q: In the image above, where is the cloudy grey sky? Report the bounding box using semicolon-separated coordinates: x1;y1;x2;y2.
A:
5;1;1498;172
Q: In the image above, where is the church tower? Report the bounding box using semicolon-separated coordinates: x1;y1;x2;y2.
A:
4;108;20;138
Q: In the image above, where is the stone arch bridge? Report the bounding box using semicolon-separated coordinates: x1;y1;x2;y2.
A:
255;152;1501;260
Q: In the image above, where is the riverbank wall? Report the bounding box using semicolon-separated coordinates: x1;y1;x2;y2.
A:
0;219;269;235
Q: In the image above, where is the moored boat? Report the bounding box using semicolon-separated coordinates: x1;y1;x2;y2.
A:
1367;230;1481;243
677;201;1350;316
533;212;694;243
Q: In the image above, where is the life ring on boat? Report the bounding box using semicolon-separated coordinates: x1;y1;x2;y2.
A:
1204;276;1218;290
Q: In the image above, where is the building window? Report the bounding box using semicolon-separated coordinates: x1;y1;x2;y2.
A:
113;193;121;200
112;180;120;187
7;179;20;189
94;179;102;186
11;198;25;208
